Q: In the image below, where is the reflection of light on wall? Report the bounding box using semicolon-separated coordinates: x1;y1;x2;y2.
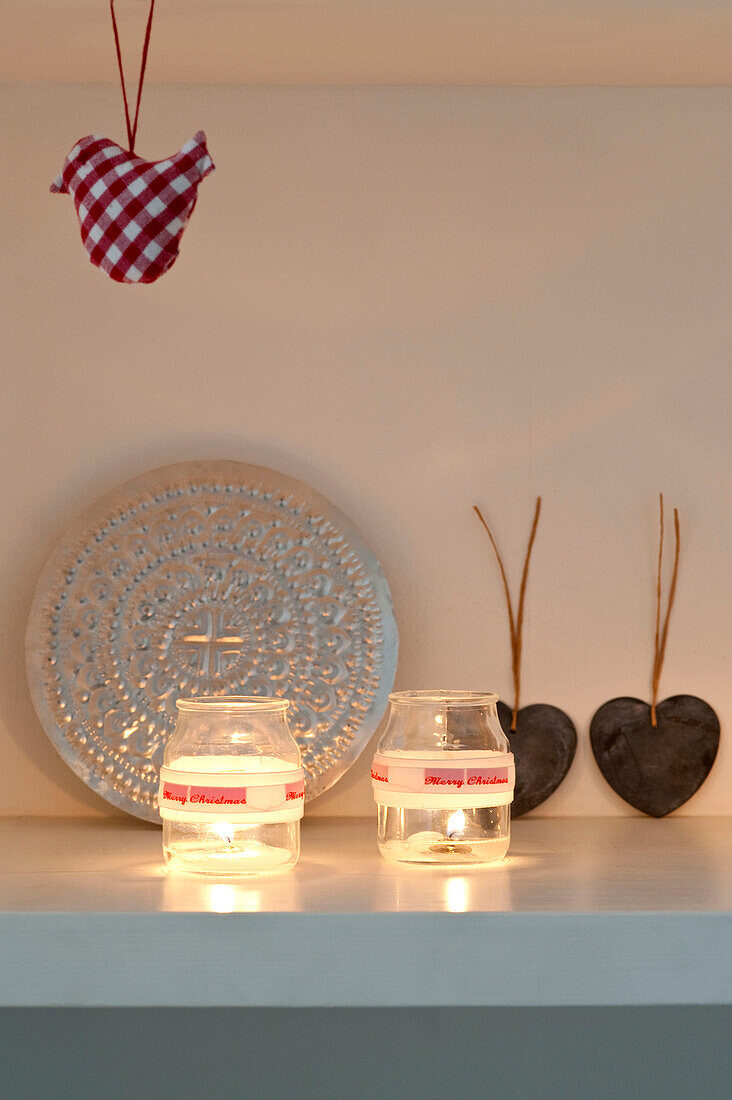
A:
208;884;238;913
444;876;470;913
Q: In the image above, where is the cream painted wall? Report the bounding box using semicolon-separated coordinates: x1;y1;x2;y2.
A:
6;1;732;84
2;85;730;818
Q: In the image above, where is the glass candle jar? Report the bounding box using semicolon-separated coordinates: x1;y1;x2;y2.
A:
158;697;305;875
372;691;514;866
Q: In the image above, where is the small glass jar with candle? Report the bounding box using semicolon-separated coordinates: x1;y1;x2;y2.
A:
372;691;514;865
158;697;305;874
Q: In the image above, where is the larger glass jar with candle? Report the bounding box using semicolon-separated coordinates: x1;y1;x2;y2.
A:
159;697;305;874
372;691;514;865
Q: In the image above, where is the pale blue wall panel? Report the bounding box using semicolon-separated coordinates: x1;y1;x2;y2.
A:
1;1007;731;1100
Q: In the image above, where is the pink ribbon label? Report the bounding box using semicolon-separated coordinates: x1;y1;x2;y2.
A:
370;753;515;808
160;777;305;813
424;768;511;788
372;765;511;790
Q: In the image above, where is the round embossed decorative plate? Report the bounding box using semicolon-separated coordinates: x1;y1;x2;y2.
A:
26;461;398;821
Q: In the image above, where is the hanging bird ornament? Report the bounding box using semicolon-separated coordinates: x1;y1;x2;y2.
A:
51;1;214;284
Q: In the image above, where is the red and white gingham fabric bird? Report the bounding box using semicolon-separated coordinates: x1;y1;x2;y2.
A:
51;132;214;284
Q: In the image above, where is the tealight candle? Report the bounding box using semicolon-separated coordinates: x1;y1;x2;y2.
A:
158;697;305;875
372;691;515;865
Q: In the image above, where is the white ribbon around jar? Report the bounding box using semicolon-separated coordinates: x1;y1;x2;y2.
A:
371;750;515;808
158;755;306;824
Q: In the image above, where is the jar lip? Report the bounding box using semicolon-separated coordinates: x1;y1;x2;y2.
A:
175;695;290;714
388;690;499;707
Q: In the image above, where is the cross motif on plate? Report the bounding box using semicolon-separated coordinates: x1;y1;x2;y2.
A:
180;610;244;676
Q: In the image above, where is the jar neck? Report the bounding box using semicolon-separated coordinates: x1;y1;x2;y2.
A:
176;696;290;718
380;694;507;754
165;698;299;765
388;691;499;709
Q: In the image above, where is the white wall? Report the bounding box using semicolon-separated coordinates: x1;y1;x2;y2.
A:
2;85;730;818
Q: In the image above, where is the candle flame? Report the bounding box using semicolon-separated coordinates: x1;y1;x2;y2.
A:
446;809;465;838
213;823;235;848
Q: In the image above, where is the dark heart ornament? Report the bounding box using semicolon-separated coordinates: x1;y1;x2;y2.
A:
590;695;719;817
590;496;720;816
497;701;577;817
474;498;577;816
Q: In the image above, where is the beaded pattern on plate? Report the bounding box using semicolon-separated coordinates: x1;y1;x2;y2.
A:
26;463;397;821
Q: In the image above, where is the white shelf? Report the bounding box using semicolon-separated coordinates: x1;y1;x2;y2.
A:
0;816;730;1007
3;1;732;85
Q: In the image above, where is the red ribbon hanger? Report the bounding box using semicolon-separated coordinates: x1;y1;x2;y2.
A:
109;0;156;154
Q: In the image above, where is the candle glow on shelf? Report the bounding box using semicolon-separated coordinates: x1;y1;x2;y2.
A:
371;691;515;865
158;697;305;875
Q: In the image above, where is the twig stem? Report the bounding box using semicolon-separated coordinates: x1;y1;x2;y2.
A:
474;498;542;730
651;494;681;726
